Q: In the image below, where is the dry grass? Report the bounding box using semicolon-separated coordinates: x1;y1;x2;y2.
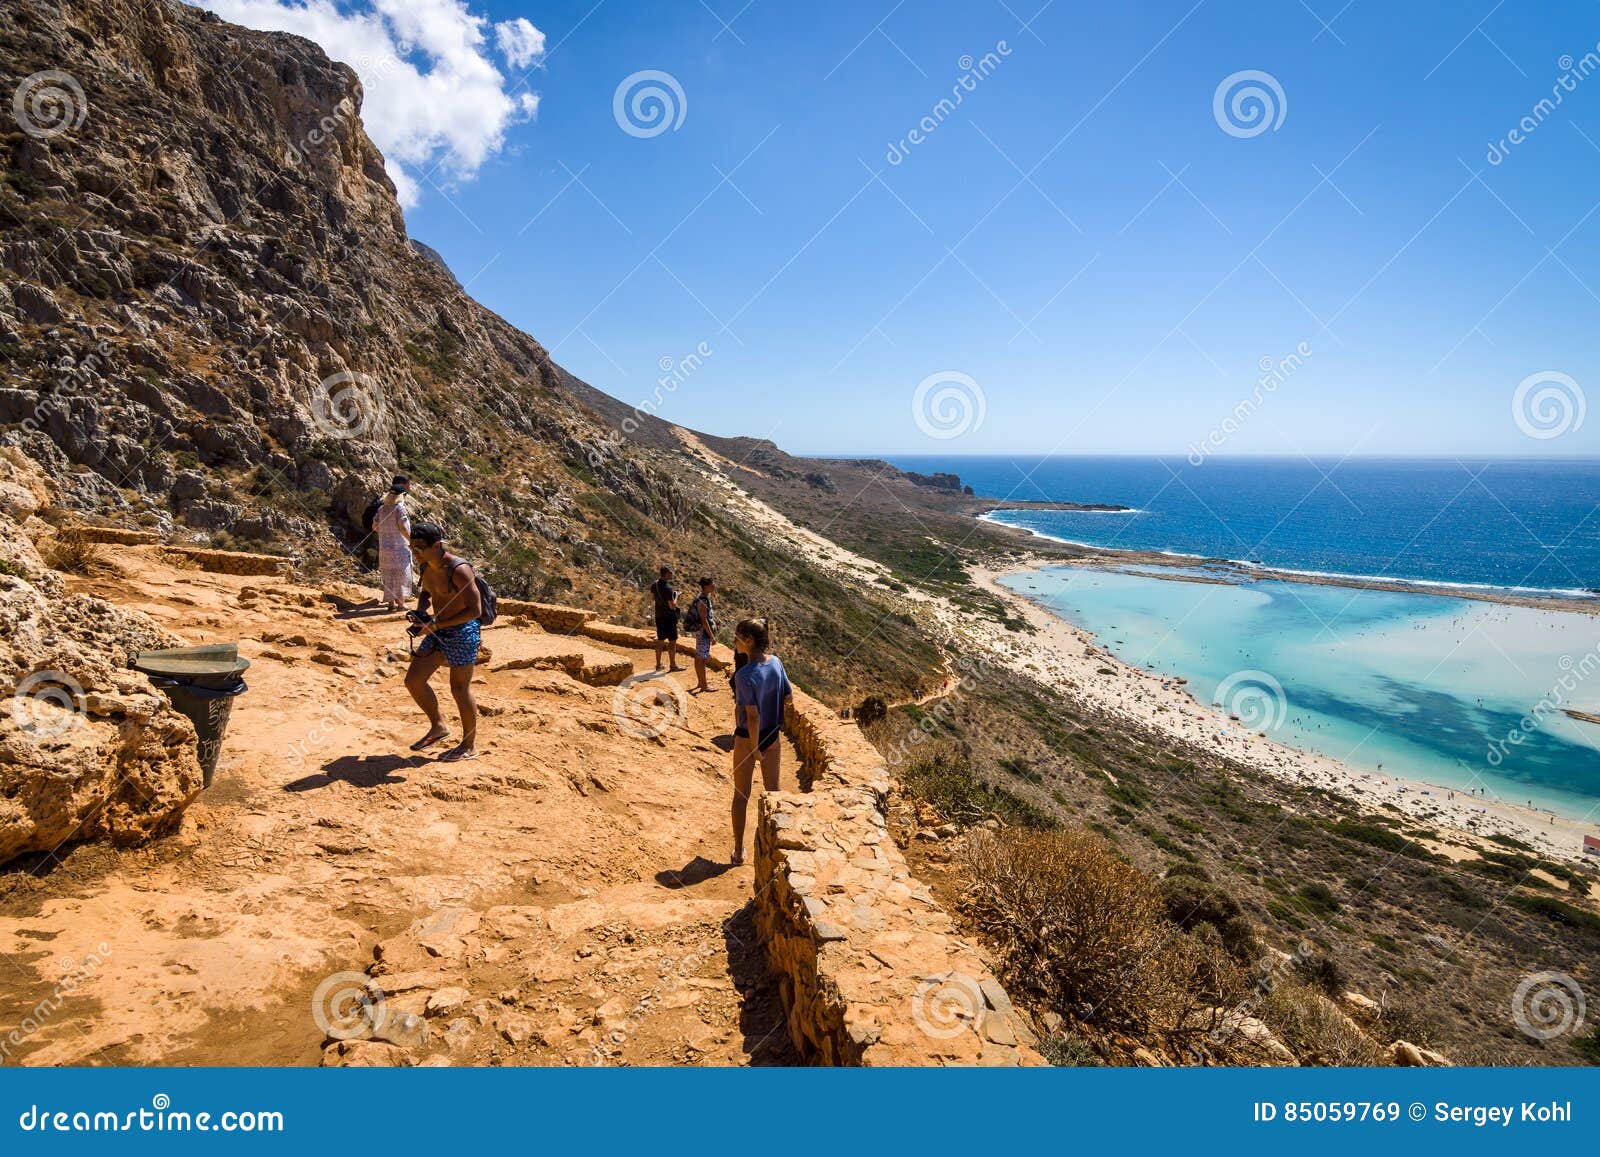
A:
961;828;1246;1041
892;744;1058;830
44;527;105;574
1260;983;1388;1066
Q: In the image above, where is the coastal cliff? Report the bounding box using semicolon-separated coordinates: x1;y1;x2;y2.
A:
2;0;1597;1071
0;0;946;706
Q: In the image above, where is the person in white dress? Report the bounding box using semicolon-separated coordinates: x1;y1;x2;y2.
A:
374;480;413;610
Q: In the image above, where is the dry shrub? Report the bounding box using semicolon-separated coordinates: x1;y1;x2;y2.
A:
962;827;1243;1036
855;695;887;727
1374;995;1443;1050
1446;1037;1521;1066
1216;915;1264;963
1294;950;1348;996
44;527;104;574
1260;982;1386;1066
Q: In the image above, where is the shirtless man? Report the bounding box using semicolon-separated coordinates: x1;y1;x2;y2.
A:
403;522;482;762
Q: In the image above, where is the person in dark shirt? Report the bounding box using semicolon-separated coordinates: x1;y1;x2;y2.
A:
648;565;682;672
730;617;791;866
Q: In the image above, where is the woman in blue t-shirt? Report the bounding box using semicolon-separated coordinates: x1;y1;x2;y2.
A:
730;617;791;866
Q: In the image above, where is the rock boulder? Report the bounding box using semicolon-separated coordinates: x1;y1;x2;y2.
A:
0;463;204;865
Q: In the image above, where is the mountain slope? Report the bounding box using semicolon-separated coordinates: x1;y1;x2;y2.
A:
0;0;937;701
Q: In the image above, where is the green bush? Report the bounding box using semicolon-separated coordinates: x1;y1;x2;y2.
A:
1327;820;1429;858
900;748;1057;830
1511;893;1600;932
855;695;887;727
1573;1027;1600;1065
1160;874;1242;932
1295;881;1341;915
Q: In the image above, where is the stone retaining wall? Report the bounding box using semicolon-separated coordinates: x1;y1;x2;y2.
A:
162;546;295;576
578;621;732;671
67;525;163;545
755;687;1041;1066
492;653;633;687
496;599;593;634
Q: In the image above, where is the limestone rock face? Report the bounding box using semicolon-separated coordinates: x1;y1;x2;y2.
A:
0;468;203;865
0;0;692;571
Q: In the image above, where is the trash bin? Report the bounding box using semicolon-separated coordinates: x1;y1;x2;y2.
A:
129;644;250;788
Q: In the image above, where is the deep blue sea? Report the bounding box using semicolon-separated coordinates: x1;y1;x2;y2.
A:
884;456;1600;821
889;456;1600;594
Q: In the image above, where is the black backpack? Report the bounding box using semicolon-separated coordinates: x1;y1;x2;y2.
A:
683;595;705;634
362;498;383;536
445;559;498;626
422;560;496;624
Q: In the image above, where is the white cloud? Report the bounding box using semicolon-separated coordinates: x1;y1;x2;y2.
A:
494;17;546;70
205;0;544;207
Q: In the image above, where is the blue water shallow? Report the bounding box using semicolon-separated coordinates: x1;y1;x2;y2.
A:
1003;565;1600;820
885;456;1600;819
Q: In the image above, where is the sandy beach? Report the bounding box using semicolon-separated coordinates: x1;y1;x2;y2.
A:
961;554;1600;866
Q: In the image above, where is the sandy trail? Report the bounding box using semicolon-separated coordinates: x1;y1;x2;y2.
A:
0;550;799;1066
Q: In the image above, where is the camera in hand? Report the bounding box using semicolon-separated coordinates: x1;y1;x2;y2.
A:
405;609;433;637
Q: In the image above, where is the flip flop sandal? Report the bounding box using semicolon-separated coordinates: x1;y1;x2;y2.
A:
410;730;450;751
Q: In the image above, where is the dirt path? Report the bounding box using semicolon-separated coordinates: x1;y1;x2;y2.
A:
0;551;800;1066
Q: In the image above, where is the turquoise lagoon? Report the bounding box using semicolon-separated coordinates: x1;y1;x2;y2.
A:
1002;566;1600;822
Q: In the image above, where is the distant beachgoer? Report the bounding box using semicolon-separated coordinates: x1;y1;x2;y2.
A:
404;522;483;763
374;476;413;611
729;617;791;866
650;566;682;672
684;577;716;693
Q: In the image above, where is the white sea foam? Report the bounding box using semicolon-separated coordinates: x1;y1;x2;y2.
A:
1220;559;1599;600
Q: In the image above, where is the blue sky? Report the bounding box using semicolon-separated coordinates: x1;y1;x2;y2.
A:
231;0;1600;457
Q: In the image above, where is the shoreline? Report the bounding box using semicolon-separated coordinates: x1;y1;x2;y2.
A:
962;553;1600;865
976;513;1600;617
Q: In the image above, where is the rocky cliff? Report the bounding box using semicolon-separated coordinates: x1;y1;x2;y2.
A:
1;0;695;584
0;0;951;705
0;448;203;862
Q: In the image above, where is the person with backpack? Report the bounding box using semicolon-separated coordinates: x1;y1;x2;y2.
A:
403;521;496;763
682;577;716;693
648;565;682;673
